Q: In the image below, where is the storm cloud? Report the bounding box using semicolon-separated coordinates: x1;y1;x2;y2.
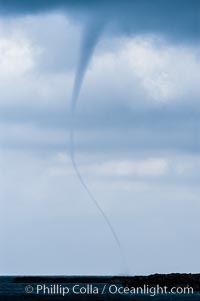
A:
0;1;200;275
0;0;199;42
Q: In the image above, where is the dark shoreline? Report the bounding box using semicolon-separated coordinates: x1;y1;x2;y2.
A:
12;273;200;290
0;274;200;300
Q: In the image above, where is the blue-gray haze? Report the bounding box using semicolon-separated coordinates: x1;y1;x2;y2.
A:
0;0;199;275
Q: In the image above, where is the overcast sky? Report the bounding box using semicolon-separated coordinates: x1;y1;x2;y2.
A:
0;0;200;275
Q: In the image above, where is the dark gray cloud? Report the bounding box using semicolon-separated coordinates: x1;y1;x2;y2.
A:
0;0;199;42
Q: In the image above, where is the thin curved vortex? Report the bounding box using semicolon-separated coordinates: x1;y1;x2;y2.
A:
69;19;122;250
69;114;121;249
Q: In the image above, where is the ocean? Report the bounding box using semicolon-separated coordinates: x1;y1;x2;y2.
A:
0;275;200;300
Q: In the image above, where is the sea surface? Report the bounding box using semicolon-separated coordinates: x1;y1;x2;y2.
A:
0;276;200;301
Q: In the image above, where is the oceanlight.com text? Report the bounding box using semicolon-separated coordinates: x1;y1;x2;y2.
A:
25;283;194;297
